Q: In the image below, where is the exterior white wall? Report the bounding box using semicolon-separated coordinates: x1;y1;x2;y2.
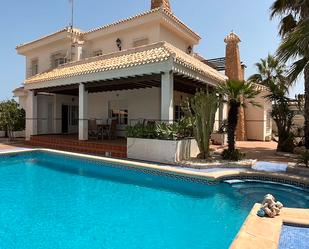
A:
22;18;196;79
213;102;228;132
17;95;28;111
25;40;71;78
37;94;54;135
159;25;191;52
33;93;78;135
88;88;161;123
85;23;160;57
88;88;192;124
245;91;272;141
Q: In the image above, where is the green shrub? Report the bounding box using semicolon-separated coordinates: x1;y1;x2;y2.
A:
126;120;193;140
0;100;25;139
297;150;309;167
221;149;245;161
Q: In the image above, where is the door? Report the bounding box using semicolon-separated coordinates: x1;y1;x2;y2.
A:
62;105;69;133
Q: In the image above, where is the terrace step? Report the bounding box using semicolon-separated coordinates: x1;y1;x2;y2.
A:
26;136;127;159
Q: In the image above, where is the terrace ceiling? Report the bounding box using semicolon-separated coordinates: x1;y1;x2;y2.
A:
33;73;212;96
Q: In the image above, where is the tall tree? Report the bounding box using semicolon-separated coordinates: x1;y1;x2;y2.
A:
271;0;309;147
0;100;25;140
218;80;260;160
249;55;295;152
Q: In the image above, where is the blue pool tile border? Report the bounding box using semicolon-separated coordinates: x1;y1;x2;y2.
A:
0;149;308;189
283;222;309;228
219;175;309;190
0;150;218;185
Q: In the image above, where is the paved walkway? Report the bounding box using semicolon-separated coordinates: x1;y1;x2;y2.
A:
0;139;31;152
236;141;295;163
213;141;295;163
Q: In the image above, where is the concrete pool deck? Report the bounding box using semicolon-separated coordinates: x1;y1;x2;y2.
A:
230;203;309;249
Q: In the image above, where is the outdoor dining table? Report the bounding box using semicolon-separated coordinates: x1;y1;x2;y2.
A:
97;124;110;140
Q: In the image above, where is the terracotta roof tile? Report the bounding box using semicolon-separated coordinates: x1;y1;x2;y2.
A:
25;42;225;85
17;8;200;50
86;7;200;39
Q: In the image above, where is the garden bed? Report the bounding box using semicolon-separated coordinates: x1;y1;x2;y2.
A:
127;138;200;164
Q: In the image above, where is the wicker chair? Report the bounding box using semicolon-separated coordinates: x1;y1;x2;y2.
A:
88;119;102;140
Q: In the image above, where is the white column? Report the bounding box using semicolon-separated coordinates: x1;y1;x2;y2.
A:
79;83;88;140
161;71;174;122
53;94;58;134
26;90;37;140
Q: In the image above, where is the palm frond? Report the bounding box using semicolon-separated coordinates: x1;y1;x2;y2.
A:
288;57;309;82
279;14;298;36
217;80;260;105
277;18;309;61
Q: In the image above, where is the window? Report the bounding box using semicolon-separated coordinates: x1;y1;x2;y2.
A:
30;59;39;76
133;38;149;47
54;57;67;67
174;105;184;121
93;50;103;57
51;53;67;68
109;109;128;125
70;106;78;126
266;111;272;134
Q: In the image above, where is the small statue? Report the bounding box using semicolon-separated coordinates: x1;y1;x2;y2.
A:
257;194;283;218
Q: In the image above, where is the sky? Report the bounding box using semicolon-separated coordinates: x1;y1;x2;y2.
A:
0;0;304;100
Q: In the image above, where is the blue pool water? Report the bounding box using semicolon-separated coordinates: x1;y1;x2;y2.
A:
279;224;309;249
0;151;308;249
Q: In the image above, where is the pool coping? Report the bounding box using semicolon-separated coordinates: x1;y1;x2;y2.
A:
230;203;309;249
0;148;309;188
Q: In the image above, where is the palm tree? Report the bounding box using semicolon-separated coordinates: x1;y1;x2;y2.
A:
249;55;295;152
249;54;289;91
218;80;260;159
270;0;309;147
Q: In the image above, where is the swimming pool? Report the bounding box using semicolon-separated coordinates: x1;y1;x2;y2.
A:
0;150;308;249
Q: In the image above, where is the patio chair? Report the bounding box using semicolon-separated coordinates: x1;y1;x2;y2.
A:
104;119;117;140
88;119;102;140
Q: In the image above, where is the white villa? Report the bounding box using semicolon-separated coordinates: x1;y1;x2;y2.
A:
13;0;272;157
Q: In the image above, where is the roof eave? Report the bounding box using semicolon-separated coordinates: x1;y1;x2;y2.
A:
16;28;83;55
161;9;201;42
